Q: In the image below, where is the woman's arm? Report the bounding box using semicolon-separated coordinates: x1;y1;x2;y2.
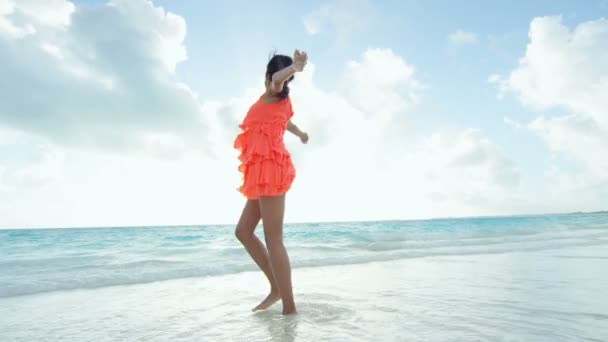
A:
269;65;298;94
269;50;308;94
287;120;308;144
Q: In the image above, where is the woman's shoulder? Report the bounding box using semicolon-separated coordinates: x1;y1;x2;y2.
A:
246;94;292;118
276;96;292;111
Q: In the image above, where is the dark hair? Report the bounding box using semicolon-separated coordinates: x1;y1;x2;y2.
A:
266;54;294;99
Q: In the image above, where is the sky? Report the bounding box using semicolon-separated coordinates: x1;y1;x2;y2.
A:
0;0;607;228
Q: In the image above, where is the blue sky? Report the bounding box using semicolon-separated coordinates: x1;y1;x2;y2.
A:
0;0;607;228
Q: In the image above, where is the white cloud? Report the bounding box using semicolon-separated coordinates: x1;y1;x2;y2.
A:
0;147;242;228
0;126;23;146
344;48;423;130
503;117;523;130
302;0;374;43
0;168;8;193
504;17;608;121
448;29;479;45
418;128;519;197
0;0;74;39
0;0;204;156
108;0;187;72
0;139;65;192
303;5;331;35
528;115;608;175
13;143;65;187
17;0;74;27
495;16;608;208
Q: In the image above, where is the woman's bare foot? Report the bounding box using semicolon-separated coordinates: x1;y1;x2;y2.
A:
252;291;281;311
282;307;297;315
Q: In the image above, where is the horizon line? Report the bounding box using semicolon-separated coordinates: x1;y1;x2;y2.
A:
1;210;606;230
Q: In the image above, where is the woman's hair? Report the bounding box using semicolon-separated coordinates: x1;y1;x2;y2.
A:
266;54;294;99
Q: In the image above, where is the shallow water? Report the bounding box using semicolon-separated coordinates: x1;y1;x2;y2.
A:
1;214;607;341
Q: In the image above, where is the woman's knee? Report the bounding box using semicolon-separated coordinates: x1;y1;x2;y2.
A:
235;226;253;242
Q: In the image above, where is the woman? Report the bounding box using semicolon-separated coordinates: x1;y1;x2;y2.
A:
233;50;309;315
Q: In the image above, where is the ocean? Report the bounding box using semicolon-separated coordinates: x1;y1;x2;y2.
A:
1;214;607;341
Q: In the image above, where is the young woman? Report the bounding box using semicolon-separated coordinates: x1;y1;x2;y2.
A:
233;50;309;315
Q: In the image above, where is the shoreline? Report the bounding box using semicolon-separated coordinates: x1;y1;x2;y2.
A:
2;246;606;341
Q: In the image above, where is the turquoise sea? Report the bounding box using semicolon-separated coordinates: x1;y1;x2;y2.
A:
1;214;607;341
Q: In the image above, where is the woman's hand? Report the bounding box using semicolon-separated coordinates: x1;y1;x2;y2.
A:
292;49;308;72
287;120;308;143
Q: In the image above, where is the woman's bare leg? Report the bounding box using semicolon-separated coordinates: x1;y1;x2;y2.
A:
234;199;281;311
259;194;296;315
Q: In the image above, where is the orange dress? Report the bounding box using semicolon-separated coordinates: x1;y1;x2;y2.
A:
234;95;296;199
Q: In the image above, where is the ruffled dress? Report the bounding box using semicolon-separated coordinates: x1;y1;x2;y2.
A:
234;95;296;199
